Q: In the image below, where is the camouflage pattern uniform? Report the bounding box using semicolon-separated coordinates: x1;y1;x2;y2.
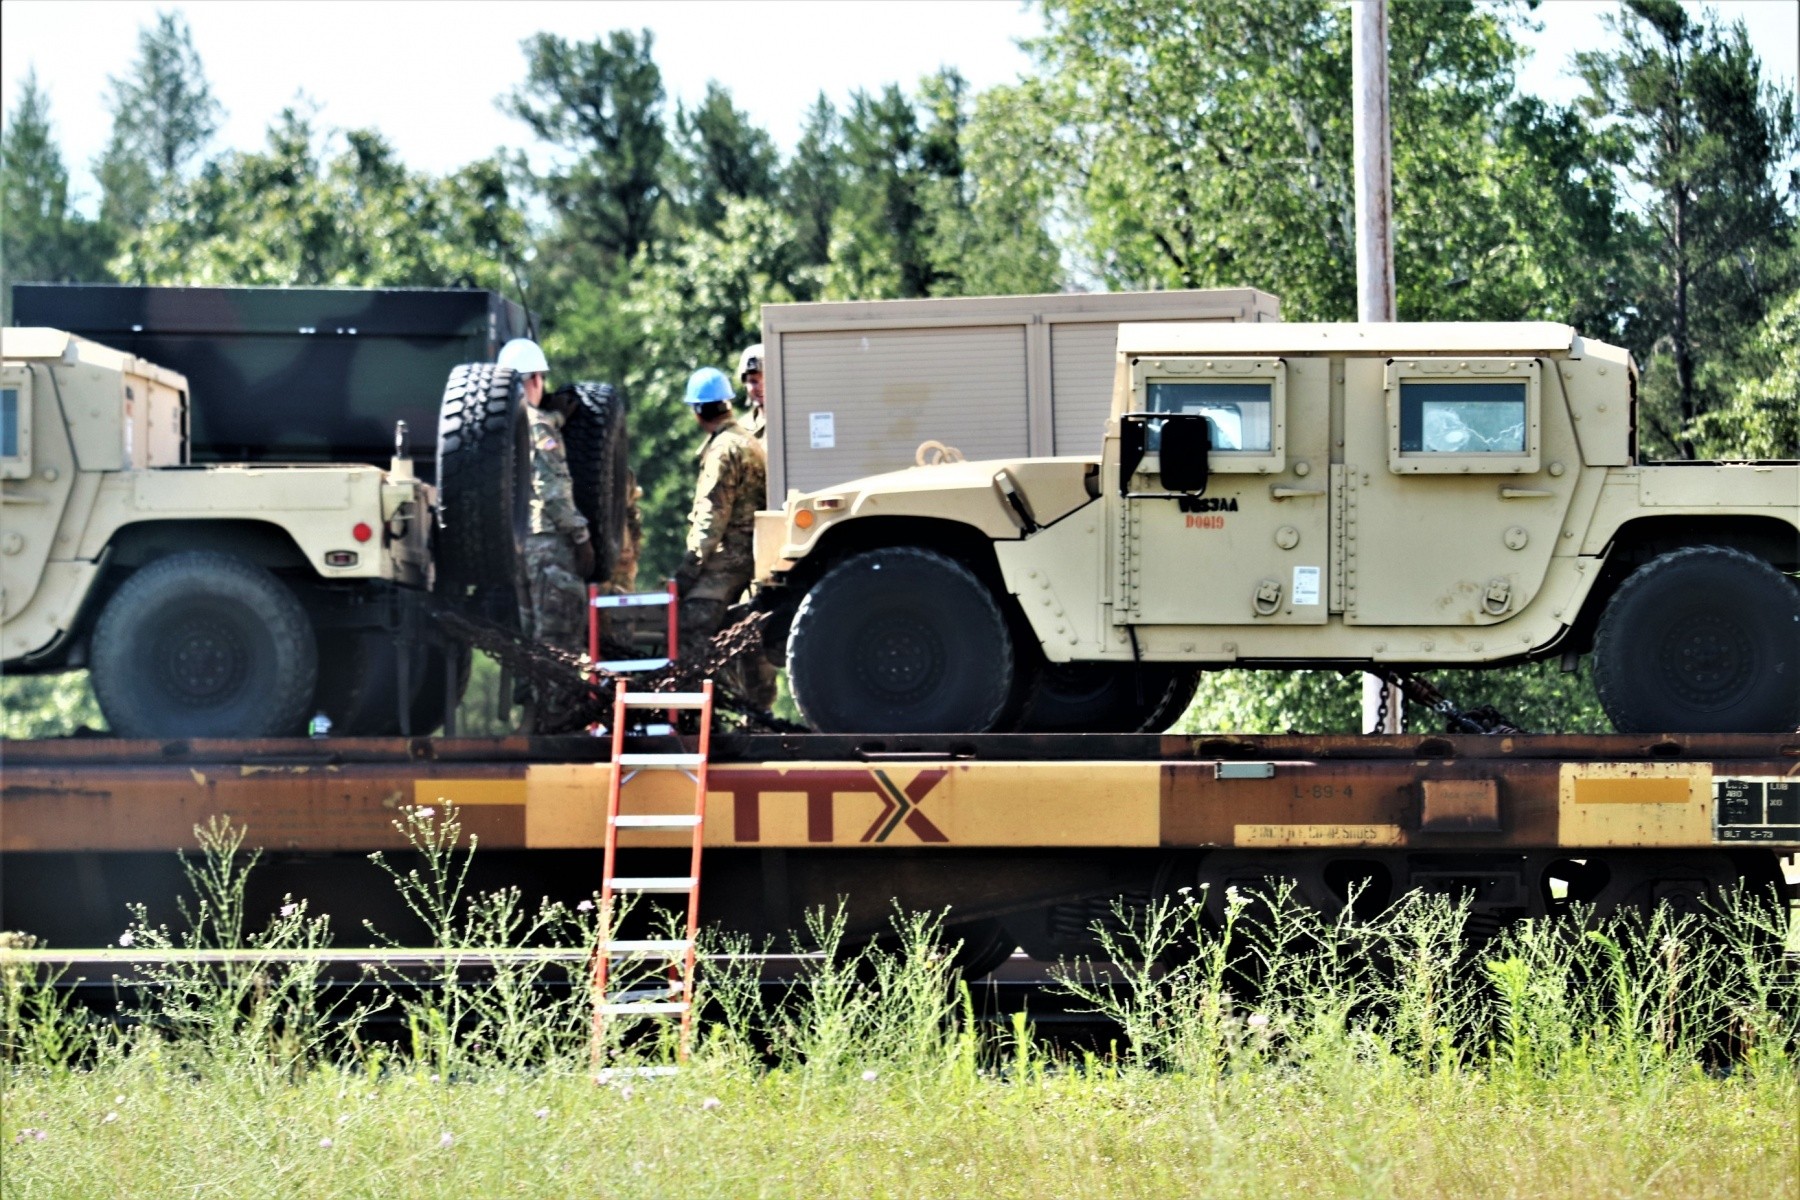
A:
677;416;765;670
739;404;779;710
522;404;590;658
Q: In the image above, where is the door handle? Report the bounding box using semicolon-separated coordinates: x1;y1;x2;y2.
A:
1269;486;1326;499
1499;487;1556;499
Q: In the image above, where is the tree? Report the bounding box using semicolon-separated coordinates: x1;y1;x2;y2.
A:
0;70;112;319
1007;0;1617;324
781;95;847;284
1691;285;1800;459
1576;0;1799;457
95;9;222;253
118;108;524;290
506;30;668;278
670;83;779;235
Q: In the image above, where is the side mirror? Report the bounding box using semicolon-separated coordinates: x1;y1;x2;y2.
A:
1158;413;1212;495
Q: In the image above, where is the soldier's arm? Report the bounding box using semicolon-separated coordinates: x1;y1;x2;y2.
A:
532;424;588;537
686;445;743;567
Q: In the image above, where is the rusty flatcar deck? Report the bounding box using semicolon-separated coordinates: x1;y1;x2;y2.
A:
5;732;1796;855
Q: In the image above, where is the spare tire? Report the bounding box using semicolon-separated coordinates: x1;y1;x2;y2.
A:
555;381;629;582
436;363;529;626
89;551;318;739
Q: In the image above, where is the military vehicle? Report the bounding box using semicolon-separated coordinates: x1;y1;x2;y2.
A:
759;321;1800;735
1;327;440;739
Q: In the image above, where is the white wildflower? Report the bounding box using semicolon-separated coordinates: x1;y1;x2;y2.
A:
114;1095;125;1105
701;1097;722;1111
1247;1013;1271;1029
439;1131;455;1148
417;806;435;819
102;1112;119;1124
534;1108;550;1121
861;1069;879;1083
319;1137;333;1149
118;930;135;948
577;899;595;913
280;902;298;918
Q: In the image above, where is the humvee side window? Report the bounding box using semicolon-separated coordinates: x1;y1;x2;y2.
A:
1127;356;1286;475
1146;382;1272;452
1385;358;1540;474
1;389;17;457
0;373;29;479
1399;382;1527;454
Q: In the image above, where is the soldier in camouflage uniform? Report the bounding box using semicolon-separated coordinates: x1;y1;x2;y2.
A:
500;340;594;728
673;367;766;684
733;344;779;711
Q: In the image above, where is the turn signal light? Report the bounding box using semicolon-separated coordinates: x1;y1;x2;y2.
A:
793;509;816;530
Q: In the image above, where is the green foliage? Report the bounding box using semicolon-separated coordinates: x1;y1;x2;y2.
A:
0;71;112;319
118;109;524;289
0;672;104;738
1576;0;1800;458
95;10;222;260
1691;285;1800;460
1012;0;1617;324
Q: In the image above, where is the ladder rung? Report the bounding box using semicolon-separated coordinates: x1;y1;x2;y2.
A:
591;592;674;609
601;939;692;954
612;814;702;828
596;1001;688;1015
618;753;705;768
598;658;672;672
617;691;710;709
607;876;696;893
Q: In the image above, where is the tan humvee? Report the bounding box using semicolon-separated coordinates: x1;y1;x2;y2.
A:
759;321;1800;735
2;328;436;738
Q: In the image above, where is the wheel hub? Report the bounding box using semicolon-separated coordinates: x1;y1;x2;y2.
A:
855;614;945;703
1656;613;1754;710
157;615;249;704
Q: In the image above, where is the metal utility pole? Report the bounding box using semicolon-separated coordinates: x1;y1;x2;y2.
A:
1353;0;1404;733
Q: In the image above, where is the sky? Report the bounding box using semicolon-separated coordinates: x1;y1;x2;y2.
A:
2;0;1796;219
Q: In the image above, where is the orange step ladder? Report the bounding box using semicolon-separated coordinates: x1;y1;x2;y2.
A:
590;679;713;1070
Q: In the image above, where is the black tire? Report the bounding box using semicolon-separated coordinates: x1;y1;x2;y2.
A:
436;363;528;626
89;552;318;739
1017;661;1200;733
786;547;1015;733
556;382;629;583
1592;545;1800;733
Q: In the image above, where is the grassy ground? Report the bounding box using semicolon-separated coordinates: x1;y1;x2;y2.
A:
3;812;1796;1199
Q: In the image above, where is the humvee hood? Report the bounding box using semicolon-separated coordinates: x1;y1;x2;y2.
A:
793;456;1098;539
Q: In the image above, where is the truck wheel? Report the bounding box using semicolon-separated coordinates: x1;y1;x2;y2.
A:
787;547;1015;733
313;634;470;736
1018;662;1199;733
436;363;528;626
1593;546;1800;733
89;552;318;739
557;382;629;584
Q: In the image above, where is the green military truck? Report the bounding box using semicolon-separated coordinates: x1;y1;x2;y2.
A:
758;320;1800;735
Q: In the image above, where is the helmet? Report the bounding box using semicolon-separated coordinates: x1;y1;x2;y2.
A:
683;366;736;406
736;343;764;379
497;338;549;375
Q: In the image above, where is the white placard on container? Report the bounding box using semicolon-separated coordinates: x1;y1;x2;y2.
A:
1292;565;1321;606
810;412;836;449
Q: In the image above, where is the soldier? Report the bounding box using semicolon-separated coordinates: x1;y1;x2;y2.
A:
672;367;767;688
502;338;594;726
736;343;766;442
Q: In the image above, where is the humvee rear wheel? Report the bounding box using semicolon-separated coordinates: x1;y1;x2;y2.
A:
1018;662;1199;733
787;547;1014;733
1593;546;1800;733
90;552;318;739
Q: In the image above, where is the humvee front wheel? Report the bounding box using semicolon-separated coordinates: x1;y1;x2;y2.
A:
90;552;318;739
1593;545;1800;733
787;547;1014;733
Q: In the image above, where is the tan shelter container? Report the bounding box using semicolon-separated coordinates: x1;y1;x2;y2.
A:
760;288;1280;500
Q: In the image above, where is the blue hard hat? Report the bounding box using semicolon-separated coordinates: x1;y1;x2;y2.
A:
683;366;736;406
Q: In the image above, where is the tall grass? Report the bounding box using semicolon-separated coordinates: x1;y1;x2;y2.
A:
2;810;1794;1198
